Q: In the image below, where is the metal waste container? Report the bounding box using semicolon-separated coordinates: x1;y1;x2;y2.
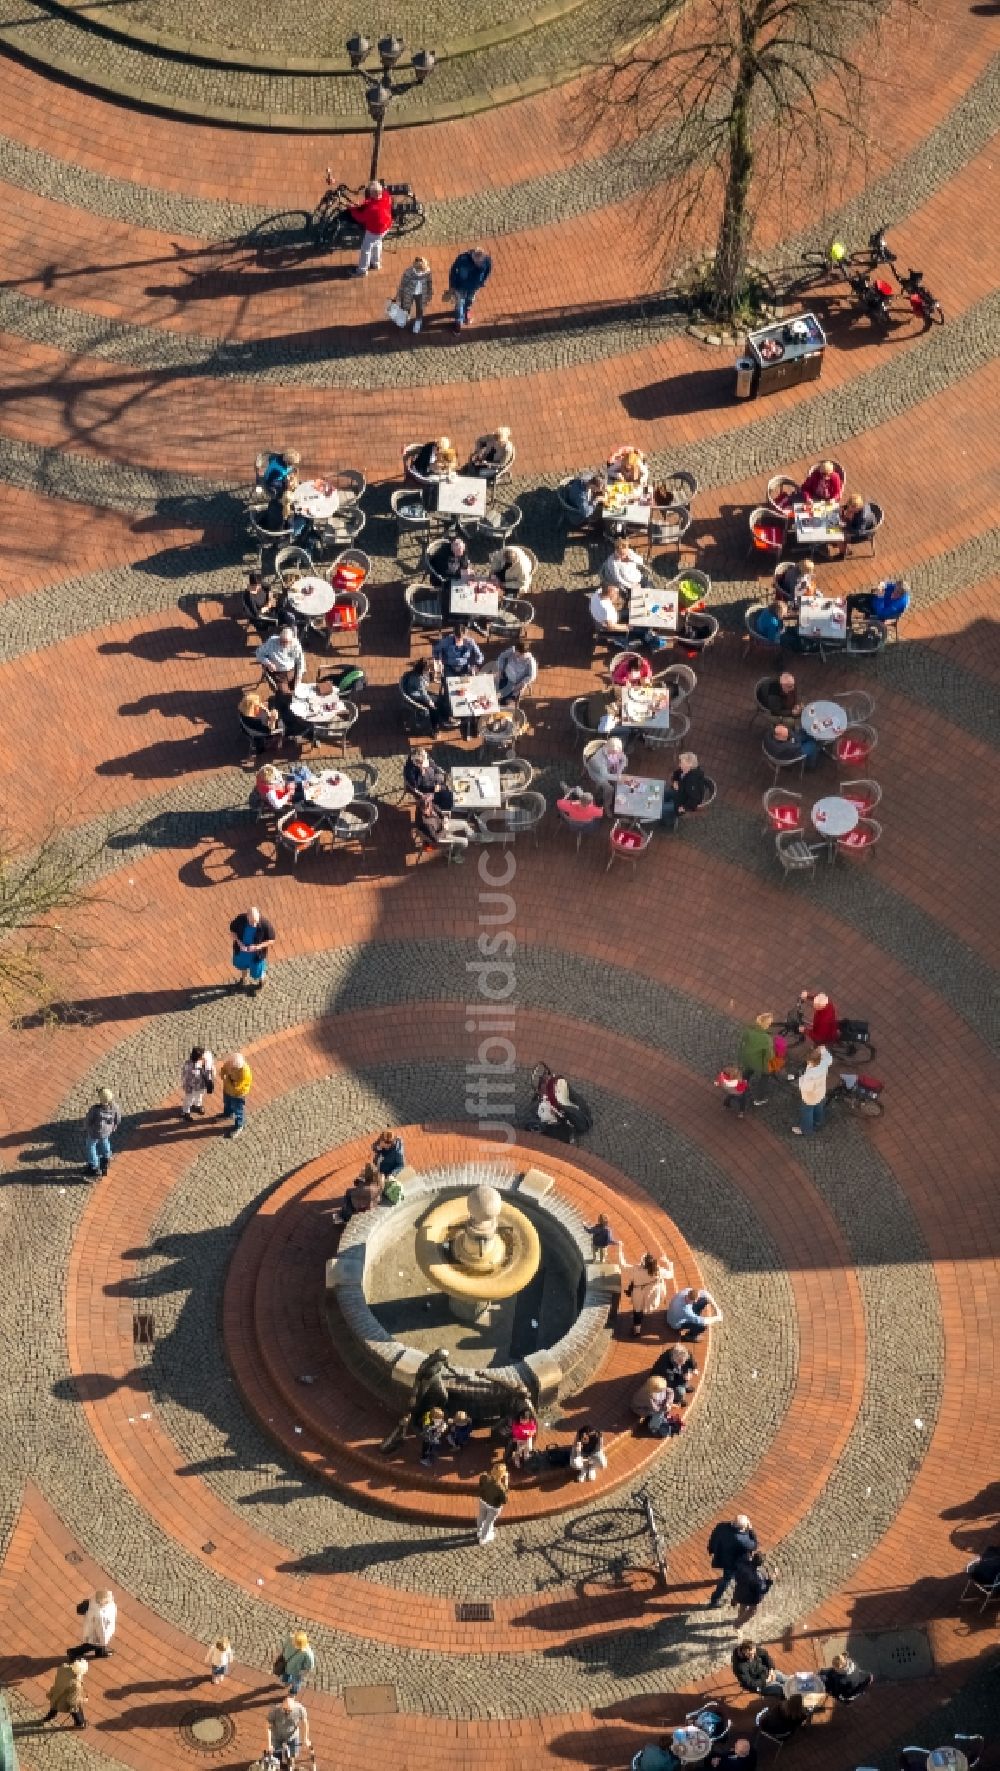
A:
735;357;755;400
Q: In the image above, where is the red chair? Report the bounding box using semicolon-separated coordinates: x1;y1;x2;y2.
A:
837;816;882;857
607;819;652;875
749;506;787;561
835;723;878;767
762;788;803;834
766;475;798;513
839;778;882;814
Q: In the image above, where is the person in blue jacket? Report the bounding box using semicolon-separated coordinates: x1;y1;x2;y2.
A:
448;248;492;330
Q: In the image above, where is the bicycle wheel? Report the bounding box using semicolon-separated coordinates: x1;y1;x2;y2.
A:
834;1036;875;1063
393;203;426;238
858;1096;885;1118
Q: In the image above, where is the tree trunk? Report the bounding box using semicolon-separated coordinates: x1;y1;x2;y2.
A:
712;42;755;322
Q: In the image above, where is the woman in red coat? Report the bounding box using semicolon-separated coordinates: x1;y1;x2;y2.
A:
801;990;838;1044
800;460;843;502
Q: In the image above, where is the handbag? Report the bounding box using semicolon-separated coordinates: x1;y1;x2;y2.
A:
76;1598;89;1616
272;1653;287;1677
206;1076;215;1094
385;300;408;328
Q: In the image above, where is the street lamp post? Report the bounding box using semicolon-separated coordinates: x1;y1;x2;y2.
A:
345;31;437;182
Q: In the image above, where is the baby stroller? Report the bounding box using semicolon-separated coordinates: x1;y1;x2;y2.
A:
528;1062;593;1144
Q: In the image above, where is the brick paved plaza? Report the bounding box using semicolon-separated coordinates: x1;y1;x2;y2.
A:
0;4;998;1771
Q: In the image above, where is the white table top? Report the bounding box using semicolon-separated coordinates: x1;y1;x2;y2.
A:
620;685;671;731
290;687;348;726
801;699;848;740
671;1726;712;1763
451;766;503;810
780;1670;826;1711
303;769;355;810
437;475;489;518
614;775;666;820
287;577;336;617
604;494;652;527
450;579;501;617
811;795;859;838
793;500;844;545
446;673;499;719
798;596;848;640
928;1751;968;1771
293;480;341;520
629;586;679;632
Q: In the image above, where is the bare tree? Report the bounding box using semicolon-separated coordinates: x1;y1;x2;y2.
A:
0;808;138;1023
584;0;917;322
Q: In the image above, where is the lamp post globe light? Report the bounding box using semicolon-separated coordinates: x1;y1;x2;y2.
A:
345;30;437;181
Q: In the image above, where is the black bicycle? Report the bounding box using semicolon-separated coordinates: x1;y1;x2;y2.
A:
774;1005;876;1065
309;179;425;248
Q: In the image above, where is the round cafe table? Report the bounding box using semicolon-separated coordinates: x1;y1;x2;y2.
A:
670;1726;713;1764
293;480;340;521
781;1670;826;1711
290;688;346;727
303;769;354;811
801;699;847;742
928;1752;968;1771
811;795;859;839
286;577;335;618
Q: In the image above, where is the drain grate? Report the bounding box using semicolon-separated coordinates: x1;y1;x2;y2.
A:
178;1711;236;1754
455;1601;494;1622
133;1312;156;1346
820;1628;933;1683
64;1550;83;1566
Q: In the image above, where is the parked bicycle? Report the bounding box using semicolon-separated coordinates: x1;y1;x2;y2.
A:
773;1004;876;1064
826;1070;886;1118
309;174;425;248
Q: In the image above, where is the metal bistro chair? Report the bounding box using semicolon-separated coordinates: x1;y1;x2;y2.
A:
485;597;535;642
775;829;820;882
327;466;366;505
470;790;546;847
497;756;535;798
557;790;605;855
676;611;719;659
836;815;882;858
571;695;617;744
328;798;379;854
649;504;691;563
641;708;692;754
391;487;433;561
472;502;523;548
274;545;313;585
839;777;882;815
766;474;799;514
763;735;807;784
319;504;366;551
745;603;785;656
763;786;804;835
750;675;783;727
686;1703;729;1747
657;468;699;511
276;808;322;866
749;506;788;563
318;588;369;657
844;500;884;557
653;662;697;710
834;723;878;768
832;688;875;725
404;581;446;638
238;712;285;766
480;706;529;763
306;699;359;759
556;476;602;537
607;817;652;875
960;1560;1000;1613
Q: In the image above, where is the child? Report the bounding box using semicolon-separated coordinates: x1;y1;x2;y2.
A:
586;1213;617;1263
510;1404;538;1468
446;1410;472;1454
205;1637;232;1685
715;1066;749;1117
419;1407;448;1468
649;1397;685;1439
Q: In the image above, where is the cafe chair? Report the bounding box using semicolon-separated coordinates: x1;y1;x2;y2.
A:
315;589;368;657
330;546;372;590
677;611;719;658
247;510;295;548
390;488;433;560
643;709;692;753
834;723;878;767
750;676;782;726
763;788;803;834
327;466;366;505
755;1708;791;1751
556;476;602;535
497;757;535;798
239;712;285;764
745;603;785;654
833;688;875;724
470;790;547;847
342;760;381;799
960;1560;1000;1612
471;502;523;548
686;1703;729;1744
831;1673;875;1705
670;566;711;608
766;474;798;513
306;699;359;758
652;662;697;708
274;545;313;584
839;778;882;814
749;506;788;561
405;582;446;637
775;830;820;882
481;706;528;762
276;810;321;866
845;500;884;557
320;504;366;550
607;818;652;876
657;468;699;510
557;794;604;854
649;504;691;560
486;597;535;641
836;816;882;858
572;695;617;743
954;1737;985;1767
680;775;717;821
241;587;279;644
762;737;807;783
329;799;379;853
402;441;439;489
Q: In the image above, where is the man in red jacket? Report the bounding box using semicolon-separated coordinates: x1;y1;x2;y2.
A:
350;181;393;275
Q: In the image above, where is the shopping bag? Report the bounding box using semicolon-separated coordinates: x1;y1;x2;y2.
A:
385;300;408;328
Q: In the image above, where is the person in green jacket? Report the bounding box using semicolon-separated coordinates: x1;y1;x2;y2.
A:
738;1012;775;1107
277;1629;315;1697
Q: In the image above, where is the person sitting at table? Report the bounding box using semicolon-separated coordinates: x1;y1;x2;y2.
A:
556;786;604;826
255;763;296;812
756;1695;806;1741
257;447;301;497
416;796;479;859
800;459;843;503
404;747;454;812
601;537;648;594
660;751;707;830
564;471;605;524
259;482;295;537
764;721;819;770
633;1735;678;1771
494;640;537;706
410;435;455;481
488;544;534;596
240;690;283;749
773;557;815;605
467;426;514;480
590;583;631;639
821;1653;873;1701
608;445;648;487
841;491;878;541
711;1738;758;1771
760;672;801;717
655;1342;699;1402
846;576;910;628
611;652;653;687
589;734;628;809
401;658;448;734
732;1640;784;1697
426;534;468;587
748;598;787;644
434;624;485;738
256;625;305;693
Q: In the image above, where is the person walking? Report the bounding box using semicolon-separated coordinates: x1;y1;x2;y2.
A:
266;1692;311;1762
219;1053;253;1140
205;1636;233;1685
83;1088;121;1180
706;1515;757;1608
732;1549;773;1628
349;180;393;276
393;254;432;332
40;1659;88;1728
181;1046;215;1120
447;247;492;331
476;1448;510;1544
793;1043;833;1136
739;1013;775;1108
230;905;276;990
627;1251;674;1338
276;1629;315;1697
67;1589;116;1659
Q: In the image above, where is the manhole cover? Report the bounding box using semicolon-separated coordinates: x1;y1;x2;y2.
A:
64;1550;83;1565
456;1601;494;1622
342;1684;398;1716
179;1711;237;1752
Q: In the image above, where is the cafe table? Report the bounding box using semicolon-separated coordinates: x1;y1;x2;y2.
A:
780;1670;827;1712
446;673;499;720
437;475;488;519
286;576;336;618
452;765;503;810
290;685;348;726
811;795;859;858
798;596;848;643
928;1751;968;1771
614;775;666;821
292;479;341;521
303;769;355;812
619;684;671;732
792;500;845;549
800;699;848;742
670;1725;713;1764
450;579;500;618
629;586;680;632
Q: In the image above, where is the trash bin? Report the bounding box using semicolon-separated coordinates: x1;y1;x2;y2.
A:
735;357;755;400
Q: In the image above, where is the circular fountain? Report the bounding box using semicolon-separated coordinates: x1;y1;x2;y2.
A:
414;1181;542;1323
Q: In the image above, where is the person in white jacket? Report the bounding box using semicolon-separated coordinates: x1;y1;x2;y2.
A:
626;1252;674;1338
793;1044;834;1136
67;1590;116;1660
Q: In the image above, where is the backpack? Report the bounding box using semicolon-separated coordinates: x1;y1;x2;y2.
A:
382;1179;404;1206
